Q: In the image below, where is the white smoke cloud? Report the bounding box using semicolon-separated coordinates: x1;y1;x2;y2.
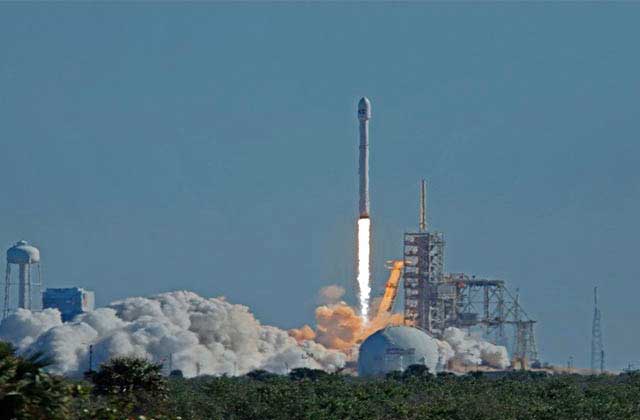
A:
0;308;62;349
440;327;510;369
434;338;456;370
0;291;346;378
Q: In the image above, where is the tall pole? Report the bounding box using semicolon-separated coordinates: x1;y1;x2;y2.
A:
591;286;604;374
419;179;427;232
89;344;93;372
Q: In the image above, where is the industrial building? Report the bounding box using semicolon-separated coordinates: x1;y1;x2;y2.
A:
42;287;95;322
402;180;539;367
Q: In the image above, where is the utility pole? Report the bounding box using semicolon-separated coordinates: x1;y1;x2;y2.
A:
591;287;604;374
88;344;94;372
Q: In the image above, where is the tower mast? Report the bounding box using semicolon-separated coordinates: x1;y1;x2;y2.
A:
419;179;427;232
591;286;604;373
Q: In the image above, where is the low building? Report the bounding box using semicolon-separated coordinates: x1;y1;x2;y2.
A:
42;287;95;322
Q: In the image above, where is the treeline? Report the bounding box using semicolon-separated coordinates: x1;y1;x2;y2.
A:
170;368;640;420
1;341;640;419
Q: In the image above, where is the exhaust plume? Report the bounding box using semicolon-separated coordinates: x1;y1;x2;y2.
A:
357;218;371;320
290;286;510;371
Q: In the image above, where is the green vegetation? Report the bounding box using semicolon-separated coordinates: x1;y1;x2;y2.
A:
166;368;640;420
2;341;640;420
0;341;78;419
91;356;168;401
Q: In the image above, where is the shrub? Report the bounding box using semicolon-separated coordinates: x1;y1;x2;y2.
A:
403;364;431;379
288;367;328;381
0;340;77;419
90;355;169;417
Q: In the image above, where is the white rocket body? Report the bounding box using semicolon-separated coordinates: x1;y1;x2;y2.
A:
358;97;371;218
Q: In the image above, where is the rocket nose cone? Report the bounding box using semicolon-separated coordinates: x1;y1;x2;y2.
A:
358;97;371;120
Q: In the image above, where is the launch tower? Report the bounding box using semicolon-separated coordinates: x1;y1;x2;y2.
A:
402;181;539;366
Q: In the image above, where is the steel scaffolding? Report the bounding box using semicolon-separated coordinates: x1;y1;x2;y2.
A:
403;231;445;332
401;180;540;367
402;250;540;366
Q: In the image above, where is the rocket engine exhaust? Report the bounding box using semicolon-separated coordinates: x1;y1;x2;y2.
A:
356;97;372;320
357;217;371;320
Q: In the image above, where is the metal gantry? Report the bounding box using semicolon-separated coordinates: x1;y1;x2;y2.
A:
401;180;540;367
402;236;539;366
403;231;445;332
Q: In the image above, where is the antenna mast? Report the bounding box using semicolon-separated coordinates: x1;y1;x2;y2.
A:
591;286;604;373
419;179;427;232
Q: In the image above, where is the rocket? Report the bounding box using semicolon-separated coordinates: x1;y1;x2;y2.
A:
357;97;371;218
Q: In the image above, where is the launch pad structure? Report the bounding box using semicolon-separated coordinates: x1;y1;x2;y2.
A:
402;180;539;367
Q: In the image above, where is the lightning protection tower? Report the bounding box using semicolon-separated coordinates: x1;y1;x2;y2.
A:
403;180;446;333
3;240;42;318
591;286;604;373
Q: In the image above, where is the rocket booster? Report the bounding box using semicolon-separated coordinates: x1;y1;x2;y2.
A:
358;97;371;218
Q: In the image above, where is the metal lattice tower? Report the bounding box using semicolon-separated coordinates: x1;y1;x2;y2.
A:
403;231;445;332
403;180;446;333
401;179;540;367
449;274;507;344
513;321;538;365
591;286;604;373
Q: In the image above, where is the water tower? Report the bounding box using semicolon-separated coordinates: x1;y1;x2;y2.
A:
3;240;41;318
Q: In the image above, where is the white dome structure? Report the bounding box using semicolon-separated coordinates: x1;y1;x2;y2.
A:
357;326;441;376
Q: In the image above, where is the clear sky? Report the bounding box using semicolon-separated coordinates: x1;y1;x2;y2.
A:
1;3;638;370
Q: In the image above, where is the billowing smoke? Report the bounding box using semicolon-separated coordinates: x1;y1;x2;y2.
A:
0;291;345;378
290;285;403;354
290;286;510;371
440;327;510;370
317;285;346;305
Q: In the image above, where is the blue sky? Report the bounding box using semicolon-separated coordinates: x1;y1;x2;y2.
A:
1;3;638;370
